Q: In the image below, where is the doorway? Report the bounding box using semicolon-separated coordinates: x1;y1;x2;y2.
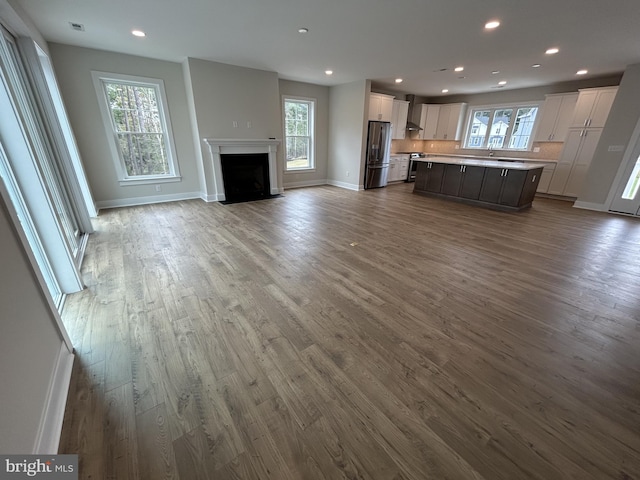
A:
609;121;640;216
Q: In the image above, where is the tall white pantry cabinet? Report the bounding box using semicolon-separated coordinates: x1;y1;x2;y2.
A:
547;86;617;197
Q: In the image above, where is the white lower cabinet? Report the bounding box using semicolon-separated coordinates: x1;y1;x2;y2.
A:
547;128;602;197
536;163;557;193
388;154;409;182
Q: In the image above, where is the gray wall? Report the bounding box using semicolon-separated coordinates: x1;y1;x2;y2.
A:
0;195;65;453
48;44;200;208
328;80;369;189
278;79;330;188
182;58;282;197
578;64;640;205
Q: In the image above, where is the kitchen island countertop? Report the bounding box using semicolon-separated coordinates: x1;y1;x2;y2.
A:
415;156;548;170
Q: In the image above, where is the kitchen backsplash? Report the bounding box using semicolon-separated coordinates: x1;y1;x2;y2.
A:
392;139;563;161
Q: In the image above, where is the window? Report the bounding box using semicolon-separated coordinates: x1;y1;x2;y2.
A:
92;72;180;185
283;97;315;171
464;104;539;151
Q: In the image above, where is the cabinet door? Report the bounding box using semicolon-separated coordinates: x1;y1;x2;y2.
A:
398;159;409;182
391;100;409;139
388;156;399;182
500;169;528;206
459;165;485;199
379;95;394;122
536;164;556;193
436;105;451;139
547;129;583;195
535;93;578;142
589;89;617;128
368;95;382;121
535;95;563;141
518;168;543;206
424;105;440;140
553;93;578;141
446;103;467;140
414;162;429;191
570;90;599;128
563;129;602;197
441;164;464;195
425;163;445;192
479;168;505;203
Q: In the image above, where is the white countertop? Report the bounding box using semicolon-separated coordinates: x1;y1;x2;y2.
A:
416;156;548;170
425;153;557;164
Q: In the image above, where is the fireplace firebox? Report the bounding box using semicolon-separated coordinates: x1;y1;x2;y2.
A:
220;153;270;203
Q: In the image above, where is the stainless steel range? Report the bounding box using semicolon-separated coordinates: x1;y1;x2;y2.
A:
406;153;426;182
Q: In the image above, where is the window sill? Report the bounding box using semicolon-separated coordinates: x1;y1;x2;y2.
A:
118;175;182;186
285;168;316;175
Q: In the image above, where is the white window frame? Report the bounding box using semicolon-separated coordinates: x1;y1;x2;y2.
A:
91;71;181;186
463;102;541;152
282;95;316;173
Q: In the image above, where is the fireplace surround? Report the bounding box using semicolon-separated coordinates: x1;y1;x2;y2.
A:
203;138;280;202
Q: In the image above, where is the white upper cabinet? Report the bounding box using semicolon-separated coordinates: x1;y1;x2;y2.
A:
569;87;618;129
369;93;394;122
411;104;440;140
435;103;468;140
391;100;409;139
535;92;578;142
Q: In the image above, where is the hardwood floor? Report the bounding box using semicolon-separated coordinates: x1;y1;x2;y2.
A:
59;184;640;479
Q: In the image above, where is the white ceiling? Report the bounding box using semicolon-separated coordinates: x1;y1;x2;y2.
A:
13;0;640;97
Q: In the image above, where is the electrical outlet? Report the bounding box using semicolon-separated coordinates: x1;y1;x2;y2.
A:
430;143;434;148
533;147;541;153
247;121;252;128
455;144;460;149
232;121;238;128
155;185;161;192
346;171;349;177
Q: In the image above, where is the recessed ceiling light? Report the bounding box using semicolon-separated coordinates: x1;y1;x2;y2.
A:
532;64;541;68
395;78;403;83
442;89;449;93
298;27;309;33
325;70;333;75
485;20;500;29
576;69;588;75
131;30;146;37
498;80;507;85
545;47;559;55
454;66;464;72
491;70;500;75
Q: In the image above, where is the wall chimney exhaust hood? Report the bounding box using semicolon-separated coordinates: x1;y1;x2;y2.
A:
405;94;422;131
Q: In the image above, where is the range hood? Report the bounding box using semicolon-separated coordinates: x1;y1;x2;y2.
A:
405;94;422;131
405;120;422;131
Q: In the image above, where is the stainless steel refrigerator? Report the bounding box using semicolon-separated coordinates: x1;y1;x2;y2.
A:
364;121;392;189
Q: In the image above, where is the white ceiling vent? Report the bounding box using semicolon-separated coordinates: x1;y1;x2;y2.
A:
69;22;85;32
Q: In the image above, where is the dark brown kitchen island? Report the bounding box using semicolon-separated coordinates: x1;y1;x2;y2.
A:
413;156;545;211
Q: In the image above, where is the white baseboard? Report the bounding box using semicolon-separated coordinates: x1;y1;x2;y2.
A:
573;200;608;212
284;179;328;189
327;179;363;191
95;191;201;210
200;192;218;202
34;343;74;454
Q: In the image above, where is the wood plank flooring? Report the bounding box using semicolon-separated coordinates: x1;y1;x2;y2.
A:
59;184;640;479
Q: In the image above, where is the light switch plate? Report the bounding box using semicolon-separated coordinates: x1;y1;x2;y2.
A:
608;145;625;152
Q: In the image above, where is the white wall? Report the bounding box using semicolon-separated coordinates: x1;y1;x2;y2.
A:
183;58;282;198
48;44;201;209
0;195;69;453
327;80;369;190
278;79;330;189
578;63;640;205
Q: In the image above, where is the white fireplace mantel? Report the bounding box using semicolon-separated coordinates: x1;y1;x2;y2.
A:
203;138;281;201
